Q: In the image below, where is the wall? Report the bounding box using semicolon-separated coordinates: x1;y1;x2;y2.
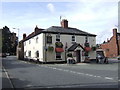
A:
24;33;44;62
44;33;96;62
101;33;118;58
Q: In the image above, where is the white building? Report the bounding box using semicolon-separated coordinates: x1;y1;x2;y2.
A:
22;19;96;63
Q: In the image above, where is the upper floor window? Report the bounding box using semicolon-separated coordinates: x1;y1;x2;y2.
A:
29;40;31;44
56;33;60;41
36;37;38;43
85;36;88;42
47;36;52;44
72;35;75;42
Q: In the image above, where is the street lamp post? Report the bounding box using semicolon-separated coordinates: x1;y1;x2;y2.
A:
13;28;19;44
13;28;20;58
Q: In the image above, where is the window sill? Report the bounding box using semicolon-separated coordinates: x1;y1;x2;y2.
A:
56;58;62;60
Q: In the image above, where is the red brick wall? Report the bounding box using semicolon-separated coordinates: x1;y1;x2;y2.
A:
100;29;118;58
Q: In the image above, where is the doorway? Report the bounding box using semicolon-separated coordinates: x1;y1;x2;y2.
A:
76;50;81;63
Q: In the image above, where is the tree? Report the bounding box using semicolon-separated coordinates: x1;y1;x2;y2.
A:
1;26;18;55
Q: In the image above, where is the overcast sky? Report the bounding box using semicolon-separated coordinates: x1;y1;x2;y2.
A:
0;0;119;44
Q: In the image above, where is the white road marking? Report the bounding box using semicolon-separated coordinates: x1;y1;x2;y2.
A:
2;66;14;88
19;61;116;82
105;77;114;80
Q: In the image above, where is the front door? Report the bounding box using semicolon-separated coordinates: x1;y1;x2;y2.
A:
76;50;81;63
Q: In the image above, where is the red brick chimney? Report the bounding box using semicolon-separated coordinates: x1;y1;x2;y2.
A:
113;28;117;37
23;33;26;39
34;25;39;34
61;19;68;28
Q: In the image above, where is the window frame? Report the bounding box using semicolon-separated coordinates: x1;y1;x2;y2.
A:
56;52;62;60
28;51;31;57
56;33;60;41
36;51;39;58
72;35;76;42
46;36;52;44
36;37;38;43
29;40;31;44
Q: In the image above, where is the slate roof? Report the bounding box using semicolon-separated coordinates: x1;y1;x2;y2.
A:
42;26;96;36
67;43;84;51
23;26;96;42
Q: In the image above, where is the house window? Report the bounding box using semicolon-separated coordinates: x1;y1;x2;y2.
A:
28;51;31;57
36;51;39;58
36;37;38;43
47;36;52;44
85;36;88;42
29;40;31;44
24;42;26;46
24;51;26;56
56;52;62;60
72;35;75;42
56;34;60;41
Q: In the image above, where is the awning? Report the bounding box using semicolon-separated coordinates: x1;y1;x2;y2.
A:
85;47;91;52
55;48;64;52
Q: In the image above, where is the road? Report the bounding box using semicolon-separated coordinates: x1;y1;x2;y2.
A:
2;56;120;89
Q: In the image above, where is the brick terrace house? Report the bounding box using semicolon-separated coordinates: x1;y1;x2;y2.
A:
100;28;120;58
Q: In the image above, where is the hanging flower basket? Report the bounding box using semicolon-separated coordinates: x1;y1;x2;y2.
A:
55;42;63;48
84;47;91;52
91;46;96;51
48;46;54;52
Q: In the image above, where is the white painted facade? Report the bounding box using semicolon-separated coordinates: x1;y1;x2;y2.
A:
24;33;96;62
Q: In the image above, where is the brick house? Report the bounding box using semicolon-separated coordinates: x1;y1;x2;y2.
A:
100;28;120;58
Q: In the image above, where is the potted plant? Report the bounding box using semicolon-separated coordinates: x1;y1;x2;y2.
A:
48;46;54;52
91;46;96;51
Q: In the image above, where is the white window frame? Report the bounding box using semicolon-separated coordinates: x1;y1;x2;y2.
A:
36;37;38;43
56;52;62;60
72;35;76;42
56;33;60;41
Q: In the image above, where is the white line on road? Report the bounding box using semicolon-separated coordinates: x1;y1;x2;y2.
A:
20;61;116;82
2;66;14;88
105;77;114;80
39;65;116;82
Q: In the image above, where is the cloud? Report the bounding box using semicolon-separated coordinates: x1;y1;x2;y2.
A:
47;3;55;13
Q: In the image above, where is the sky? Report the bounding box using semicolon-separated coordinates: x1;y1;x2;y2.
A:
0;0;119;44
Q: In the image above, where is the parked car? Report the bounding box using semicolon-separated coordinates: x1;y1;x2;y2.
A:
117;55;120;60
0;53;7;58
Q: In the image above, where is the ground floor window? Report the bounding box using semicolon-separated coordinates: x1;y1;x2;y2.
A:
24;51;26;56
56;52;62;60
28;51;31;57
36;51;39;58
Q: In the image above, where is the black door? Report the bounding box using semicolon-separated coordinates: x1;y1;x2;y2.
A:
76;50;81;63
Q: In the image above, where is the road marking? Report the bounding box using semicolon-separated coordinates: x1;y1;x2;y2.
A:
105;77;114;80
2;66;14;88
19;60;116;82
43;66;116;81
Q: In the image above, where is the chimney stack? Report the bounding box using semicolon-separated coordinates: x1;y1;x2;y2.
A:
61;19;68;28
23;33;26;39
34;25;39;34
113;28;117;37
